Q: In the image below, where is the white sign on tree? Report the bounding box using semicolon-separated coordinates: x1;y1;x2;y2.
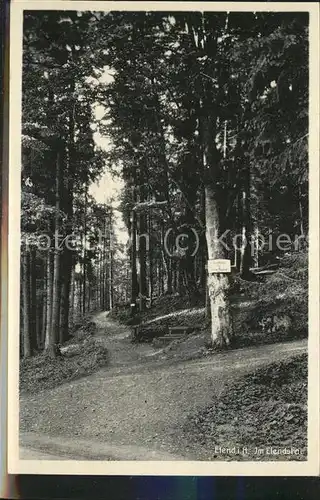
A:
207;259;231;274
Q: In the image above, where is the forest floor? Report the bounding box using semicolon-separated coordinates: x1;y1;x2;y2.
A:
20;311;307;461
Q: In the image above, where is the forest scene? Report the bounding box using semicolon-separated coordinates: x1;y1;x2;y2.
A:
19;10;308;461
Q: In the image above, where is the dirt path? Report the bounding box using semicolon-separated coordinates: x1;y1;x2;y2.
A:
93;311;160;368
20;312;307;460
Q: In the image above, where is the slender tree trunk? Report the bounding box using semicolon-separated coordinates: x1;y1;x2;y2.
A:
239;165;254;278
36;299;42;351
157;258;162;297
42;267;47;349
45;251;54;349
200;186;207;294
298;185;305;238
77;275;81;317
148;211;153;307
178;260;185;296
109;244;114;310
82;187;87;316
125;263;129;303
138;187;148;312
22;248;32;358
160;255;165;295
253;225;259;268
104;219;110;310
29;246;38;351
49;151;62;357
98;249;102;309
172;259;177;293
205;275;211;320
130;205;138;315
88;278;91;311
70;266;75;326
60;251;72;344
182;193;199;296
60;56;76;338
76;277;81;318
161;223;172;294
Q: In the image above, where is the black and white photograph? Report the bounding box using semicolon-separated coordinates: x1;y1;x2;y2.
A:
6;1;319;475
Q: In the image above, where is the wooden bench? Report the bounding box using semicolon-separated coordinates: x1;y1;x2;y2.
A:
154;334;183;346
133;324;202;343
168;325;202;336
132;325;168;342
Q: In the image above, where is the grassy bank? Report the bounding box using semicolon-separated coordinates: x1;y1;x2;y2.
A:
183;353;307;461
20;321;109;394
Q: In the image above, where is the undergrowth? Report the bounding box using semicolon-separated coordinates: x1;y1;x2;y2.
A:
20;322;109;394
184;353;308;460
232;252;308;341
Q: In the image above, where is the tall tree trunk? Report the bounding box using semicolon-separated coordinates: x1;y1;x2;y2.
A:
205;275;211;321
99;249;102;309
109;244;114;310
36;299;42;351
60;251;72;344
41;266;47;349
172;259;178;294
252;225;259;268
82;186;87;316
160;255;165;295
130;203;138;316
49;150;62;357
178;260;185;296
22;248;32;358
138;187;148;312
104;218;110;310
205;186;232;347
69;265;75;326
161;223;172;294
88;278;91;311
58;76;76;343
148;211;153;306
298;185;305;238
45;251;54;349
182;187;199;296
200;186;207;294
29;246;38;351
201;102;233;347
157;258;162;297
239;165;254;278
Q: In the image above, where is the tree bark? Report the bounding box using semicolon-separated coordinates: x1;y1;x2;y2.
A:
69;265;75;326
45;251;54;349
22;248;32;358
138;186;148;312
29;246;38;351
109;242;114;310
82;186;87;316
60;251;72;344
60;74;76;342
148;211;153;306
205;185;233;347
41;266;47;349
130;202;138;315
49;150;62;357
298;185;305;238
252;225;259;268
104;217;110;310
239;164;254;278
